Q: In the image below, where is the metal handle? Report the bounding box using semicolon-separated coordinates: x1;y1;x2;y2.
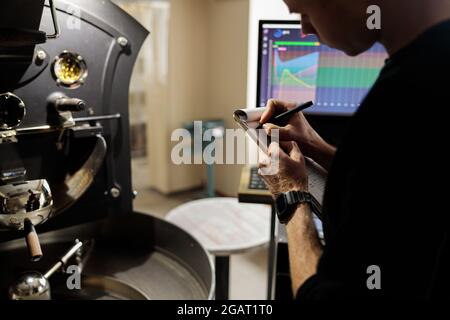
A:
44;240;83;279
55;97;86;112
46;0;60;39
24;219;43;262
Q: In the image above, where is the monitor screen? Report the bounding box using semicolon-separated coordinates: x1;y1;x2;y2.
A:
257;21;388;116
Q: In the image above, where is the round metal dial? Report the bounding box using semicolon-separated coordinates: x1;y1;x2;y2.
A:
52;51;88;88
0;92;26;130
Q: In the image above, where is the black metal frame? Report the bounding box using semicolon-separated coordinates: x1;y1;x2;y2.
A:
0;0;149;242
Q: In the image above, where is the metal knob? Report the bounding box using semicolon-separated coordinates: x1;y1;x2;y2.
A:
0;92;26;130
8;272;51;300
8;241;83;300
55;97;86;112
47;92;87;128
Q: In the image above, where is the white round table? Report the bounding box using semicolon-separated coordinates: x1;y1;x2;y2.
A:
166;197;271;300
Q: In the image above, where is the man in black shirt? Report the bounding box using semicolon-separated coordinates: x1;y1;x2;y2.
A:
259;0;450;299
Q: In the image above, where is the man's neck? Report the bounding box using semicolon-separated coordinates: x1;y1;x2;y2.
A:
379;0;450;56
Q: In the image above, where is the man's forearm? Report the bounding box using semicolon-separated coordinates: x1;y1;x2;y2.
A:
285;203;323;295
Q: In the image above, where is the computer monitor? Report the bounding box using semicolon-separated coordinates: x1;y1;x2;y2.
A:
257;21;388;116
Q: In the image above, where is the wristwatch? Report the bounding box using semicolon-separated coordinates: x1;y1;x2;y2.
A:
275;191;313;224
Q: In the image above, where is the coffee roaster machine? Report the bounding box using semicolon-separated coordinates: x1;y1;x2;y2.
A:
0;0;213;300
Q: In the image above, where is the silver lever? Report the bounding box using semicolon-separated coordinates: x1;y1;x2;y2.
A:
45;240;83;278
8;240;83;300
46;0;60;39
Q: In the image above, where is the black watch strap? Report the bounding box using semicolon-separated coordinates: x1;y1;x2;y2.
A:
288;191;324;221
286;191;312;205
276;191;314;224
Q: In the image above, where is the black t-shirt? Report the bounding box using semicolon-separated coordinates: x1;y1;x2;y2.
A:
297;19;450;299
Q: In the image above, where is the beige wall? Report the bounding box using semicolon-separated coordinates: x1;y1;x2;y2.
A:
206;0;249;196
147;0;249;195
165;0;210;193
113;1;172;191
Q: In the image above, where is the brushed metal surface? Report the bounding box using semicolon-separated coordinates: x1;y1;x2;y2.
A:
50;274;148;300
0;212;214;300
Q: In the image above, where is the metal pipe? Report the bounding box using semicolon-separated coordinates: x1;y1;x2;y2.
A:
16;125;52;133
46;0;60;39
15;114;121;135
73;113;121;123
44;241;83;279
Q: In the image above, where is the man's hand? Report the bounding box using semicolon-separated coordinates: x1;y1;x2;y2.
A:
260;99;336;170
258;141;308;198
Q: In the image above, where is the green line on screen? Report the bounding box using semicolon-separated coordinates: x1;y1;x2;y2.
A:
274;41;321;47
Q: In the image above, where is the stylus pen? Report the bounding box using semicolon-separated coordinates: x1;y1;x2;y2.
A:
257;101;314;129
